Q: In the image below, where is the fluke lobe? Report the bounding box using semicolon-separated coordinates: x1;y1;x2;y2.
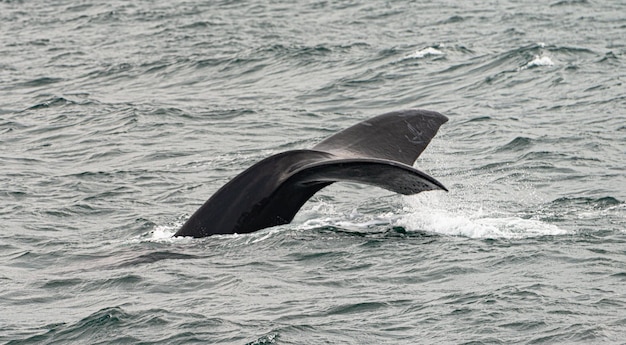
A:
175;109;448;238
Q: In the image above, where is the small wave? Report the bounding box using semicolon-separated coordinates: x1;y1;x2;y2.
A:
129;223;182;243
520;55;555;70
297;201;399;232
440;15;466;24
17;77;64;88
551;196;622;209
550;0;590;7
26;96;73;110
496;136;533;152
10;306;224;344
246;333;278;345
545;197;625;230
132;220;288;245
404;47;444;60
300;213;397;231
399;193;567;239
116;251;199;267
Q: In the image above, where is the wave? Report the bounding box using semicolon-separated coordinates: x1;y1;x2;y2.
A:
403;47;445;60
519;55;555;70
5;306;233;345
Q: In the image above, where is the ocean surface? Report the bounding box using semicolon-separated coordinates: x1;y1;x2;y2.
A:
1;0;625;344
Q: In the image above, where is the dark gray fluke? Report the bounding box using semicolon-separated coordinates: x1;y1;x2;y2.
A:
175;109;448;238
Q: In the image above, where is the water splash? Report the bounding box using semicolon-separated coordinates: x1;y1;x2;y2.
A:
520;55;555;70
399;193;567;239
297;199;400;232
128;223;184;243
405;47;444;59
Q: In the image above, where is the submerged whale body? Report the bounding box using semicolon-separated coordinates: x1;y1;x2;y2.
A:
175;109;448;238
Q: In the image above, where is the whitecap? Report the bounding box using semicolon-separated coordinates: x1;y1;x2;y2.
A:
398;193;567;239
405;47;444;59
521;54;555;70
128;223;190;244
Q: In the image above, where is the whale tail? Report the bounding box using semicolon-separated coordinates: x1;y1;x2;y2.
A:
175;109;448;238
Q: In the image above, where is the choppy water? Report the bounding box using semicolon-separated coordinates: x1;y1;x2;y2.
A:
1;0;625;344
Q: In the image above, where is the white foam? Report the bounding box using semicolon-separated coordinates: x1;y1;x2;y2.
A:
398;193;567;239
127;223;192;244
299;212;395;231
405;47;444;59
521;55;554;70
245;227;285;244
134;223;278;244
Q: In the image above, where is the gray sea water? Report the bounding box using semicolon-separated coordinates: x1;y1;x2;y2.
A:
1;0;625;344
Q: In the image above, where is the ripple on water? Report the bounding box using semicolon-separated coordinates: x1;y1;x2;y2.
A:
1;0;626;343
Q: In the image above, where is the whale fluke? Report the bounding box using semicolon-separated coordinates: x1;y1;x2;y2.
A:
175;109;448;238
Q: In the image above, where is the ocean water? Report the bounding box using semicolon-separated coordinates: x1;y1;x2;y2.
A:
1;0;625;344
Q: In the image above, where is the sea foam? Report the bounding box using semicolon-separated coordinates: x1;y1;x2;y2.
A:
405;47;444;59
399;193;567;239
521;55;555;70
